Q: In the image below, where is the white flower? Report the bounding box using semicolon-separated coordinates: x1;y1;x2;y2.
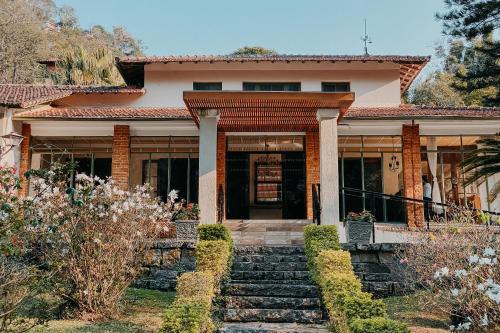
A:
434;267;450;279
454;269;468;278
479;257;493;266
483;247;496;257
469;254;479;264
479;313;489;327
451;288;459;297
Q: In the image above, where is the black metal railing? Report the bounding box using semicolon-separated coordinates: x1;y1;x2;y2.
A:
340;186;500;230
312;183;321;225
217;184;224;224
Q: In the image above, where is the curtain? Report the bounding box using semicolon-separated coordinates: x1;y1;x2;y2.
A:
427;137;443;214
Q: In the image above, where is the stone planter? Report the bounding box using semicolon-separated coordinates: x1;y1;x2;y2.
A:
174;220;199;241
345;220;373;243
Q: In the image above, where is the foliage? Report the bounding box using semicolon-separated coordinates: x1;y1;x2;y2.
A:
461;137;500;201
304;226;408;332
0;0;143;84
410;72;465;107
160;298;213;333
436;1;499;106
161;225;233;333
437;0;499;40
400;208;500;332
349;317;410;333
197;223;234;250
195;240;231;283
0;166;51;332
173;203;200;221
345;210;376;223
175;272;215;306
24;170;177;320
51;47;124;85
230;46;278;56
303;225;341;271
343;292;387;321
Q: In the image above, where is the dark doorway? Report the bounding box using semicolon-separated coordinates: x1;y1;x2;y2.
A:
226;152;250;219
225;151;306;220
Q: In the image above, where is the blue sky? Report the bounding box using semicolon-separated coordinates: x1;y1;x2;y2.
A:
54;0;449;69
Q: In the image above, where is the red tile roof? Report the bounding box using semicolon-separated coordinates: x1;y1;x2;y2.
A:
117;54;430;64
0;84;145;109
0;84;72;108
55;85;145;94
13;105;499;122
116;54;430;94
344;105;500;119
13;106;191;120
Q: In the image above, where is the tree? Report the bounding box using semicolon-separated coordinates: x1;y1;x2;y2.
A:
51;47;124;86
437;0;499;106
0;0;49;83
410;72;465;107
231;46;278;56
0;0;143;84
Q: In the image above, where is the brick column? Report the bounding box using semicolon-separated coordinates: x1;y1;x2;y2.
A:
305;132;320;219
18;123;31;197
402;124;424;228
111;125;130;190
216;132;226;222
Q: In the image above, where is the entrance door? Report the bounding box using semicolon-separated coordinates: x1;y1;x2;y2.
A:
226;152;250;219
282;152;306;219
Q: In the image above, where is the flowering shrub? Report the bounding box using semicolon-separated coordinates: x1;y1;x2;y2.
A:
401;208;500;332
25;169;178;319
0;166;49;332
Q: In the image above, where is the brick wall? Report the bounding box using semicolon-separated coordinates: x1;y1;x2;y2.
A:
216;132;226;221
305;132;320;219
402;124;424;228
18;123;31;197
111;125;130;190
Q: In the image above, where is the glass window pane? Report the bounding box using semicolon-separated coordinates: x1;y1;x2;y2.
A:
193;82;222;90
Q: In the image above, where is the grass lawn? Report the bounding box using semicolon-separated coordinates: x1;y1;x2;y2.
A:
29;288;175;333
384;293;449;333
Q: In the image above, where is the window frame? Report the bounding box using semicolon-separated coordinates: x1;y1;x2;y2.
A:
193;82;223;91
321;82;351;92
242;82;301;92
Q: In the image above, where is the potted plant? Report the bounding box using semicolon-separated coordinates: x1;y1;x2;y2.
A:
173;202;200;241
344;210;375;243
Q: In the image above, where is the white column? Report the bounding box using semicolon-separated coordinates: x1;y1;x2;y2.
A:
0;109;19;168
198;109;219;224
317;108;345;242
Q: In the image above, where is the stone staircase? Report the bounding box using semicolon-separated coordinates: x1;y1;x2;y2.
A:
217;246;330;333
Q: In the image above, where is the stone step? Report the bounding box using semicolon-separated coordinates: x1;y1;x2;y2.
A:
217;322;330;333
224;283;319;298
232;261;309;272
231;270;310;281
235;254;307;263
222;309;323;324
224;296;321;310
235;246;305;256
229;279;312;285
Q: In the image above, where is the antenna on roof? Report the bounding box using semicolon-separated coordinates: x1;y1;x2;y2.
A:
361;18;372;56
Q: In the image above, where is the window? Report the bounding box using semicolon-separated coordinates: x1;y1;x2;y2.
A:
193;82;222;90
243;82;301;91
322;82;350;92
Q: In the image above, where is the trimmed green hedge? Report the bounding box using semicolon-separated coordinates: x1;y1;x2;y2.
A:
349;317;410;333
303;224;408;333
304;225;340;260
161;298;213;333
197;224;233;249
161;225;233;333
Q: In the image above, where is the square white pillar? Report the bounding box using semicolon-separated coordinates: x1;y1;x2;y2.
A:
198;109;219;224
317;108;345;242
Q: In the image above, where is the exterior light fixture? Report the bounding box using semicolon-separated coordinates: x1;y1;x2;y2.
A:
388;136;400;172
0;131;24;158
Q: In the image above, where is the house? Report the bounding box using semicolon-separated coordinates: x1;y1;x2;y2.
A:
1;54;499;243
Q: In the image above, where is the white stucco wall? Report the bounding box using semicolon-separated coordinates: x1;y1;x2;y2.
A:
125;62;401;108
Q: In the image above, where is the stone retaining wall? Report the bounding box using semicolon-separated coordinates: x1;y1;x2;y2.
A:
135;241;407;296
134;240;196;291
341;243;407;297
